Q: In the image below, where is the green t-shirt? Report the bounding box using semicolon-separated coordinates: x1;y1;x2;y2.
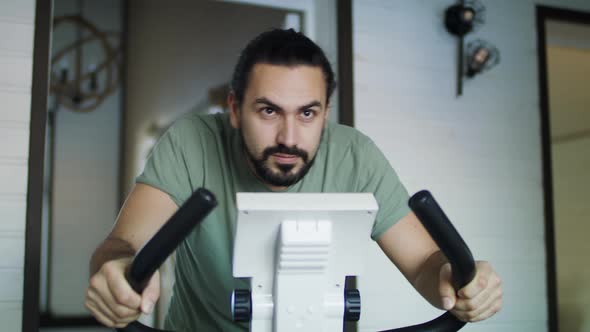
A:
136;112;410;331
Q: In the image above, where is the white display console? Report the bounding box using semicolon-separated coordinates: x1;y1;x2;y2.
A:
232;193;378;332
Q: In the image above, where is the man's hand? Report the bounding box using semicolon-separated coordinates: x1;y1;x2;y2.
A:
439;260;503;322
85;257;160;328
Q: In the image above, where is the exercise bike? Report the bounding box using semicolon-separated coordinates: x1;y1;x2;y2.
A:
116;188;475;332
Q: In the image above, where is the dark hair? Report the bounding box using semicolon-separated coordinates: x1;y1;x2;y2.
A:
230;28;336;106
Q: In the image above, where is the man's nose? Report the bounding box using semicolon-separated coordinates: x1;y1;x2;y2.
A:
276;116;297;147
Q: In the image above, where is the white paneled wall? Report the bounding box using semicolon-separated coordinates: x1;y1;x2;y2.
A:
353;1;590;332
0;0;36;331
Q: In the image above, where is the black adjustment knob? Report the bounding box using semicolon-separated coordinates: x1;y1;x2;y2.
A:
344;289;361;321
231;289;252;322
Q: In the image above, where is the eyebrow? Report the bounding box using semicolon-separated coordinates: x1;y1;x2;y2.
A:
253;97;323;112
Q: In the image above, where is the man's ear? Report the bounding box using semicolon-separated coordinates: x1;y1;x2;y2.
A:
228;91;240;129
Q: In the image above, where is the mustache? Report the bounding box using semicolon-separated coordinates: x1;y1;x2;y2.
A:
262;144;309;163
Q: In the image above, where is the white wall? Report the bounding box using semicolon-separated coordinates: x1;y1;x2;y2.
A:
353;1;590;332
0;1;37;331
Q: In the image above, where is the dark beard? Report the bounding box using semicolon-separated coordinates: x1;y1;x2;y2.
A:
241;134;315;187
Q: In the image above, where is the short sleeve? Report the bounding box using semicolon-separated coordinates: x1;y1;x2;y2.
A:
357;139;411;241
135;124;194;207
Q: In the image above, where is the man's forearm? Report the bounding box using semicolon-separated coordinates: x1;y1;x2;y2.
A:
412;250;448;310
90;236;136;275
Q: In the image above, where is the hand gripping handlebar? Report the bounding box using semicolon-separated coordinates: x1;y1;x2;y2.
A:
378;190;476;332
116;188;217;332
116;189;474;332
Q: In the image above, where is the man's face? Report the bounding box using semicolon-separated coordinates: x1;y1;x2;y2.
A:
229;63;330;189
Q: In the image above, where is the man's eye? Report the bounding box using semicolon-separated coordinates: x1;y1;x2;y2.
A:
301;109;315;119
261;107;275;115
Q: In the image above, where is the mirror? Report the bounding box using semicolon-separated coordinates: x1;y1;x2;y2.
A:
38;0;341;330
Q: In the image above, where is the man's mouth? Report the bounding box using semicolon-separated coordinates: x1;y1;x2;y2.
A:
272;153;298;164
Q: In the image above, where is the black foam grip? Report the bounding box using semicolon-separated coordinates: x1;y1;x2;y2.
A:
118;321;173;332
409;190;475;289
379;312;465;332
116;188;217;332
379;190;476;332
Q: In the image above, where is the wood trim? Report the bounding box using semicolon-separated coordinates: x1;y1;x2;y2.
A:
22;0;53;331
337;0;355;305
539;5;590;24
118;0;129;209
535;5;590;332
337;0;354;127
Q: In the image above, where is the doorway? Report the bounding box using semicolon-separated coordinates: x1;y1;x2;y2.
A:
537;6;590;332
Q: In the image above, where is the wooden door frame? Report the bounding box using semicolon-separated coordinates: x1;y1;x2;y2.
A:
536;5;590;332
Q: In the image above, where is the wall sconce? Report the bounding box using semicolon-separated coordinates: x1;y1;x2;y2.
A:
465;39;500;77
444;0;499;96
50;14;122;112
444;0;485;36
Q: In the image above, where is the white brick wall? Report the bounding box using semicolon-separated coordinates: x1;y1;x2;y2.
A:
0;0;36;331
353;1;590;331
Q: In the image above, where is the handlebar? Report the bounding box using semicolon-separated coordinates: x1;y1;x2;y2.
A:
116;188;217;332
377;190;476;332
116;189;474;332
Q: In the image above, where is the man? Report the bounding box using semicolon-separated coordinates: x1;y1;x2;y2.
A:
85;29;502;331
